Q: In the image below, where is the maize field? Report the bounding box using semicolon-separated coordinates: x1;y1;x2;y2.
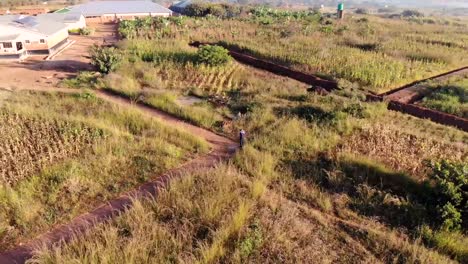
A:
0;111;104;185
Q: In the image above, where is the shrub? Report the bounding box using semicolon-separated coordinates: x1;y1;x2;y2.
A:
196;45;232;67
355;8;369;14
184;2;211;17
79;27;95;36
320;25;334;34
90;45;122;74
61;71;99;89
68;28;80;34
402;10;424;17
420;226;468;262
184;3;240;18
427;160;467;231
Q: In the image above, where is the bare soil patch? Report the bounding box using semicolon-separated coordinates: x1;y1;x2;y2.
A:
0;24;118;91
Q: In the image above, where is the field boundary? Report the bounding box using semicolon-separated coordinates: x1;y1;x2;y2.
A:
380;66;468;102
190;42;339;91
366;94;468;132
387;101;468;132
0;88;237;264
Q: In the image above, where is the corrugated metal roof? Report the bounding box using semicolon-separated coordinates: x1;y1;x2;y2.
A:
0;33;20;41
0;15;67;36
0;15;21;23
37;12;83;23
14;16;67;35
69;1;172;17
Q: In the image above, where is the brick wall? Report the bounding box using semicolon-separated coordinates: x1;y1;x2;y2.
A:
388;101;468;132
190;41;338;91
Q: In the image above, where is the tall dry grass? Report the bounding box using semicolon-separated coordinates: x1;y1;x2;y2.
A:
0;91;208;251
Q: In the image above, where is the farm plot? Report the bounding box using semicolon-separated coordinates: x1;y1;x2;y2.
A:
419;77;468;119
27;12;468;263
336;123;467;180
0;91;207;251
0;111;102;185
181;14;468;93
69;38;308;130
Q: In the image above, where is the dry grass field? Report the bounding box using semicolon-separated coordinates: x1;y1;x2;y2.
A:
1;5;467;264
0;90;207;251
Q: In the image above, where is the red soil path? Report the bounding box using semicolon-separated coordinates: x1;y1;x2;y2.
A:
0;88;237;264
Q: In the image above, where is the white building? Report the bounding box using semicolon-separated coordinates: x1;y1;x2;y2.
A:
65;1;173;23
37;12;86;30
0;15;69;60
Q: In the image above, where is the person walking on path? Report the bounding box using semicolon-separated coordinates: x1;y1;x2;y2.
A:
239;129;246;148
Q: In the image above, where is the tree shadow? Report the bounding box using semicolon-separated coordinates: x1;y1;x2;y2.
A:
9;60;94;73
274;105;341;124
343;41;379;52
282;154;438;230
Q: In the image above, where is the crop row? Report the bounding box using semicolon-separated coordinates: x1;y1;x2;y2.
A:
0;112;104;185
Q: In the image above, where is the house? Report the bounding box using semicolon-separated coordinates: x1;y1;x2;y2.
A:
0;15;69;60
65;1;173;23
37;12;87;30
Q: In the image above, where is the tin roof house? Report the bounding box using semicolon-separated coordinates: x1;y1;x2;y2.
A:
62;1;173;23
37;12;87;30
0;15;69;60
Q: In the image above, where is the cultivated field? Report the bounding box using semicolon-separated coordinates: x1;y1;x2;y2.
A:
0;90;207;251
418;74;468;118
118;9;468;93
1;5;467;264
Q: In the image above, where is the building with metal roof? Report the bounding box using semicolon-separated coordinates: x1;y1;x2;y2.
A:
66;1;172;23
37;12;87;30
0;15;69;60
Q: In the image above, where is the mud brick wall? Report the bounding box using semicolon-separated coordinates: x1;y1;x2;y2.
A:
227;50;338;91
365;94;384;102
388;101;468;132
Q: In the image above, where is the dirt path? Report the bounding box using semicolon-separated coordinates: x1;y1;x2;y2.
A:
0;88;237;264
382;66;468;103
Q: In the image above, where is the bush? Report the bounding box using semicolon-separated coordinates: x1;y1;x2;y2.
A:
427;160;467;231
79;27;95;36
184;3;240;18
355;8;369;14
68;28;80;34
196;45;232;67
420;226;468;263
90;45;122;74
402;10;424;17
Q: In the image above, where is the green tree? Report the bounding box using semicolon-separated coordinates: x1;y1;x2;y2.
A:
196;45;232;67
90;45;121;74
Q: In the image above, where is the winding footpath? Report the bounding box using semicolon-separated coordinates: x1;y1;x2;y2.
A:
0;87;237;264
